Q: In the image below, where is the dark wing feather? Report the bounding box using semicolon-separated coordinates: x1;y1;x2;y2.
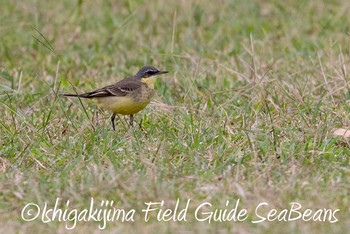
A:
79;77;141;98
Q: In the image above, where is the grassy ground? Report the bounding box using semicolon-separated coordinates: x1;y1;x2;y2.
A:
1;0;350;233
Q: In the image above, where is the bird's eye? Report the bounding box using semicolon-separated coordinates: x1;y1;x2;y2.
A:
147;70;156;75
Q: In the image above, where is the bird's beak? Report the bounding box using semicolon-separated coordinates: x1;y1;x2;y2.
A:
157;71;168;75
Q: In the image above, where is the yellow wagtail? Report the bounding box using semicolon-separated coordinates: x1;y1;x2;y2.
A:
63;66;168;130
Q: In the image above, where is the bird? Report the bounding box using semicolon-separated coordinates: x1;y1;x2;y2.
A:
62;66;168;130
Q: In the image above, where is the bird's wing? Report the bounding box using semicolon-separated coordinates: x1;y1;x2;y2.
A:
80;77;141;98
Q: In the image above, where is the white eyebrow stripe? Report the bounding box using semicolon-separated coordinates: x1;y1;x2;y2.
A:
144;69;157;72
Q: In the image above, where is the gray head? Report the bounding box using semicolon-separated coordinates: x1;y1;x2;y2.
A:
135;66;168;78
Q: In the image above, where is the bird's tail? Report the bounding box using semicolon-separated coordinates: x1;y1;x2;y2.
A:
61;93;90;98
62;93;78;97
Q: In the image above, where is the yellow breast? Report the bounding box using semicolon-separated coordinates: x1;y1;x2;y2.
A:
93;96;151;115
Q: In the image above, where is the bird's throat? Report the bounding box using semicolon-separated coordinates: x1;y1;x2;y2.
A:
141;76;157;89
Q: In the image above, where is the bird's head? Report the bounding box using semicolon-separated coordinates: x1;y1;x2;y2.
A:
136;66;168;78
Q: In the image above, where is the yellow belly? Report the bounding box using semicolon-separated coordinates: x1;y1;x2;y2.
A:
93;96;150;115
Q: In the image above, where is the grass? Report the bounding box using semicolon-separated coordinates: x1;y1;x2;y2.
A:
1;0;350;232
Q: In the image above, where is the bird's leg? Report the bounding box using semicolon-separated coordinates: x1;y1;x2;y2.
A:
129;115;134;127
111;113;116;130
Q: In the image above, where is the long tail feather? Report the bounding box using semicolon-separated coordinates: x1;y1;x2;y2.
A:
61;93;91;98
62;93;79;97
